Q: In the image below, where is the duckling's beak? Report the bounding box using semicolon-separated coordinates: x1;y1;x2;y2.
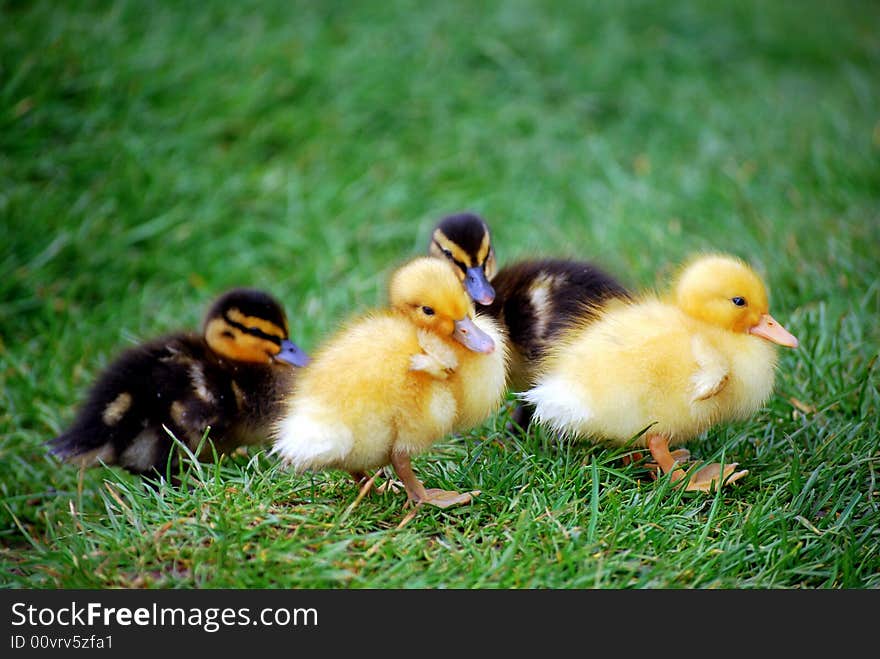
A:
465;266;495;306
453;316;495;354
274;339;311;367
749;313;799;348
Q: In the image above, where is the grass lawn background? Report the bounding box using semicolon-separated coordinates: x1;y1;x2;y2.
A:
1;0;878;588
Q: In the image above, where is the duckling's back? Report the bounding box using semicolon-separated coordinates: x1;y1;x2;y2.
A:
48;333;291;475
49;335;211;473
291;313;422;422
528;299;778;444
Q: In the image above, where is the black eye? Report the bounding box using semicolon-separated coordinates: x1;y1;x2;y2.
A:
731;297;747;307
442;249;452;258
422;306;435;316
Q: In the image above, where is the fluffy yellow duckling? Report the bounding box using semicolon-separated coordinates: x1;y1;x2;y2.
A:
272;257;508;508
523;253;799;492
48;288;310;478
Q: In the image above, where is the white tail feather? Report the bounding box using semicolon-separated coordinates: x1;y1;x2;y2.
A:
271;402;354;473
522;377;592;437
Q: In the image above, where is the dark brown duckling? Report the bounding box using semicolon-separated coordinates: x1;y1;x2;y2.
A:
48;288;309;479
428;212;497;305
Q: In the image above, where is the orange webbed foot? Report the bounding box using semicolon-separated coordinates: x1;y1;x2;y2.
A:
417;488;480;508
646;434;747;492
678;463;749;492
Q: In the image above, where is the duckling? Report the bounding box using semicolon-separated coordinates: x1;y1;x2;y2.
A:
48;288;310;479
271;257;508;508
429;212;497;305
523;253;799;492
428;212;630;430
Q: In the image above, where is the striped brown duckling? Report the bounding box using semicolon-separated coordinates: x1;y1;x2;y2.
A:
428;212;630;431
48;288;309;479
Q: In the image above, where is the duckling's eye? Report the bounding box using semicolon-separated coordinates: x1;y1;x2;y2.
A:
422;306;435;316
442;248;453;259
222;330;235;339
731;297;747;307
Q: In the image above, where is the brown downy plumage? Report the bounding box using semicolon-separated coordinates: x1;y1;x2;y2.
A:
48;288;309;479
483;257;630;429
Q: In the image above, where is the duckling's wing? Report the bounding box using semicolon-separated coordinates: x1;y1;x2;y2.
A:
409;329;459;379
690;336;730;402
409;353;453;379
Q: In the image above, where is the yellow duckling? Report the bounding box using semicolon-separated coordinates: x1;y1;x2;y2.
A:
48;288;310;478
523;253;799;492
272;257;508;508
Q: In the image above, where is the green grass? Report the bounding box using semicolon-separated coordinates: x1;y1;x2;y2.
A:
2;0;878;589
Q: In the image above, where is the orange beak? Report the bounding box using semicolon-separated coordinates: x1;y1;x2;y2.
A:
749;313;798;348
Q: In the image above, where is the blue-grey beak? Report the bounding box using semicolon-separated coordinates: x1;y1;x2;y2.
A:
452;316;495;354
274;339;310;367
465;266;495;306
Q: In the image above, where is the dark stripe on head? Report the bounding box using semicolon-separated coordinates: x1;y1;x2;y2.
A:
432;239;468;272
222;313;283;346
435;212;490;259
203;288;289;336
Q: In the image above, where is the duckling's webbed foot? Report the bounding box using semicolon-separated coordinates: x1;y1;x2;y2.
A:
390;452;478;509
646;434;747;492
422;488;479;508
349;471;369;485
640;448;691;471
681;463;749;492
349;470;404;497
